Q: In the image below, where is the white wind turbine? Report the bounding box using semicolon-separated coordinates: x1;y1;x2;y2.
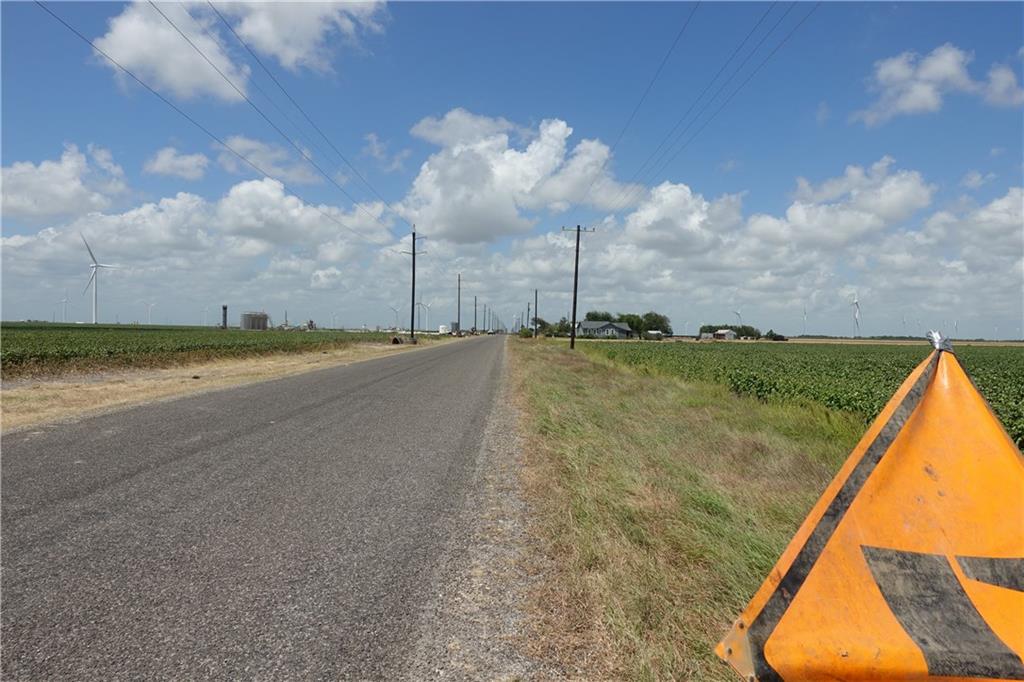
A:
81;234;118;324
144;302;156;325
58;289;70;323
802;305;808;336
733;309;743;327
851;292;861;337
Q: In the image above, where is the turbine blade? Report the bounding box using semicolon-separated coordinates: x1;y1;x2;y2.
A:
80;233;98;264
82;268;96;295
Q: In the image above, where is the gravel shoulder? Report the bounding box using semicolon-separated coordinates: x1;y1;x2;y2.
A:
394;337;563;680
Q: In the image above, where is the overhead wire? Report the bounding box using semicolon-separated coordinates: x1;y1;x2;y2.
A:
609;2;798;212
652;2;822;180
34;1;396;252
602;1;790;215
206;1;410;227
147;1;397;236
571;1;701;215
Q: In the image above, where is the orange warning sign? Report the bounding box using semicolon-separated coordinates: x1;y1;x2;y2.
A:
717;343;1024;680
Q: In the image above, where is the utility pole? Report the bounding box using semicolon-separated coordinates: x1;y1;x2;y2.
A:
402;227;427;343
534;288;538;338
527;302;531;337
457;272;462;335
562;224;595;349
474;295;478;333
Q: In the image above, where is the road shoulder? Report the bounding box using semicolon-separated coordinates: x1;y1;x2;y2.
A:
395;337;560;680
1;339;447;433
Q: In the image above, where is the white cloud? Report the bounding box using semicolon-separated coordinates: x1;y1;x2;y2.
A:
753;156;934;247
94;2;249;102
215;177;391;247
361;133;411;173
400;110;640;243
310;266;344;290
2;144;127;220
854;43;1024;126
623;183;741;255
410;108;517;147
961;170;997;189
983;64;1024;106
216;2;385;72
144;147;209;180
217;136;321;185
990;146;1006;157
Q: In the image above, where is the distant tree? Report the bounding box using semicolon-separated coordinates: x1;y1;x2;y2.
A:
615;313;644;334
699;323;762;339
552;317;572;336
764;329;787;341
518;327;533;338
641;311;673;335
584;310;615;321
532;317;550;334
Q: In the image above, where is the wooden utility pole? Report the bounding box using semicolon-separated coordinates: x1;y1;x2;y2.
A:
563;224;595;349
402;228;426;343
534;288;538;338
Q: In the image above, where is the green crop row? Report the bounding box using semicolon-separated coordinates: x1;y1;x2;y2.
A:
583;340;1024;447
0;322;393;375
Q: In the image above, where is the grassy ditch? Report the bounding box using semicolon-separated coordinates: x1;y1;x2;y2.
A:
512;338;864;680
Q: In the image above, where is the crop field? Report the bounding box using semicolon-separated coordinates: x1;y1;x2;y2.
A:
0;322;394;377
584;340;1024;446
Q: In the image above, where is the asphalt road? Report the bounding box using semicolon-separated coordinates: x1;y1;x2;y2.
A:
2;336;506;680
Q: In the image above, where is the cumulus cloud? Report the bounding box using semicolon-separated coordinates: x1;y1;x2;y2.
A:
854;43;1024;126
144;147;209;180
215;2;385;72
410;108;517;147
94;2;249;102
217;136;321;185
749;156;936;247
400;110;641;243
2;144;127;220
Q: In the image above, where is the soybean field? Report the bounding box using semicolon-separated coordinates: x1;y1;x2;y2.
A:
0;322;393;377
585;340;1024;446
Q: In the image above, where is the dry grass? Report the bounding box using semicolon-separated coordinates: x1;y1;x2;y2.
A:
1;340;445;433
511;339;864;680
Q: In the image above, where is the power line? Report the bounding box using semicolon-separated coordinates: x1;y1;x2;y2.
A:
602;2;782;214
613;2;801;210
572;2;701;214
207;1;410;228
34;1;389;250
653;3;822;179
148;1;394;235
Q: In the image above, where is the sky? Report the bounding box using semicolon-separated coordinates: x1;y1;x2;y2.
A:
2;1;1022;338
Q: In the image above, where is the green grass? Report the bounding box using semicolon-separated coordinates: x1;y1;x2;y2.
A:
0;322;399;377
513;339;864;680
583;340;1024;446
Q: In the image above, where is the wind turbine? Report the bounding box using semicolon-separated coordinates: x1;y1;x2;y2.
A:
802;305;807;336
902;314;907;337
733;309;743;327
81;234;118;324
850;292;861;337
953;319;959;338
58;289;70;323
388;305;400;330
144;302;156;325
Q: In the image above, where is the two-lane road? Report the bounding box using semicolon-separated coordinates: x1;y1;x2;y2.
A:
2;336;506;679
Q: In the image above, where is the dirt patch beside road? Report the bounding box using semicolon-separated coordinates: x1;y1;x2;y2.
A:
1;340;445;433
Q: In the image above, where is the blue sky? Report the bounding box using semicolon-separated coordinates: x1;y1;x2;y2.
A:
2;2;1022;337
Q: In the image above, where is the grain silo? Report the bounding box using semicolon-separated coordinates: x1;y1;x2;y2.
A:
240;312;269;330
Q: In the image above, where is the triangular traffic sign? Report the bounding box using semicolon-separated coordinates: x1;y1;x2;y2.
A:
717;343;1024;680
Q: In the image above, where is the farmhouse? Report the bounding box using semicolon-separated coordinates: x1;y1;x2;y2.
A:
713;329;737;340
576;320;633;339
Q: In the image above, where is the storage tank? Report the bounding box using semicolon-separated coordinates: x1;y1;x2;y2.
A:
240;312;269;330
